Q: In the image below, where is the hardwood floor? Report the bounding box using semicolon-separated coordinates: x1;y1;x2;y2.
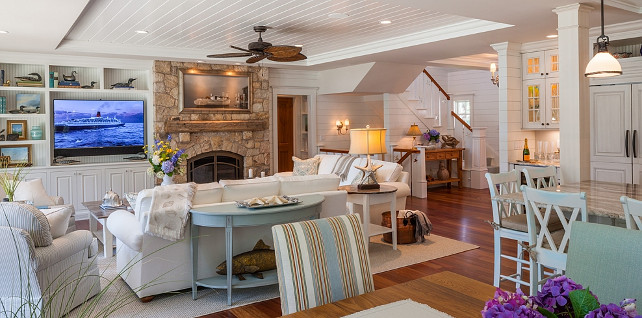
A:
198;187;522;318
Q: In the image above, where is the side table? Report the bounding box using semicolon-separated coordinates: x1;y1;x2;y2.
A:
425;148;464;188
339;185;398;250
189;194;324;305
82;201;131;259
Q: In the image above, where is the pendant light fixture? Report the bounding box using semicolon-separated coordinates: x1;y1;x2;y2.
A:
585;0;622;77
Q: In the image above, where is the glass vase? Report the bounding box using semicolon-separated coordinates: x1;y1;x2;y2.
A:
161;174;174;186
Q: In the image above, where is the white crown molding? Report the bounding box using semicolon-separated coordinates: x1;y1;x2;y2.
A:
605;0;642;13
588;19;642;40
520;39;559;53
307;19;513;66
491;42;522;53
0;50;152;69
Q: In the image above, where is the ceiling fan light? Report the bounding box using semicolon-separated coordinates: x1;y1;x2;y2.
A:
585;51;622;77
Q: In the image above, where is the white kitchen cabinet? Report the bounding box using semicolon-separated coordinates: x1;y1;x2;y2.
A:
590;83;642;183
522;50;559;80
522;78;560;129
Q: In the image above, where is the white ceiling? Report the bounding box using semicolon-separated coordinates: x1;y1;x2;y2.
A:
1;0;641;70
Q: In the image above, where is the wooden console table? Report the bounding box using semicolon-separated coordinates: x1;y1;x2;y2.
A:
425;148;464;188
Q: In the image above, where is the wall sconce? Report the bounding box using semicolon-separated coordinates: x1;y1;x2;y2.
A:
490;63;499;87
336;119;350;135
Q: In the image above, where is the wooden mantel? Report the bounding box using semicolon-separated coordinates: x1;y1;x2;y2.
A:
164;120;268;132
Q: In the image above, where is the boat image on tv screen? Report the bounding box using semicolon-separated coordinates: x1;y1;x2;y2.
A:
53;99;145;157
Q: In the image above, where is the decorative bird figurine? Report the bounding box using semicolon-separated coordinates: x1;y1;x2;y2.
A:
81;81;97;89
14;73;42;82
62;71;77;81
111;78;136;89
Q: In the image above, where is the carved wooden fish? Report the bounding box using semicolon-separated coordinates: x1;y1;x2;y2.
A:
216;239;276;280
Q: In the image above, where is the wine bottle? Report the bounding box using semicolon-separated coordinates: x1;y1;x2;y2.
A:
523;138;530;162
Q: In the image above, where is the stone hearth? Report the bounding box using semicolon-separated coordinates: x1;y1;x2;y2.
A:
153;61;271;183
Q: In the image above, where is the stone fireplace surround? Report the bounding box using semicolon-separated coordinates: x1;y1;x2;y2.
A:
153;61;271;183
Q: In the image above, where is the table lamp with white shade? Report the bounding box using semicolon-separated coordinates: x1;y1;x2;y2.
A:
349;125;387;190
407;123;422;148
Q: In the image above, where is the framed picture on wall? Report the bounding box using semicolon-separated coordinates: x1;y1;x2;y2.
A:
7;120;28;140
0;144;32;166
179;69;252;113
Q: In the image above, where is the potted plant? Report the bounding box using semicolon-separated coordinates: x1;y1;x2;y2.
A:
0;162;27;201
423;129;440;149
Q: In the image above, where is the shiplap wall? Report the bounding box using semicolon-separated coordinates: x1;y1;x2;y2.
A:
316;94;383;150
447;69;500;165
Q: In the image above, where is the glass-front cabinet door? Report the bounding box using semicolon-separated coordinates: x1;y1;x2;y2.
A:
547;80;560;128
523;52;544;80
523;79;544;128
546;50;559;77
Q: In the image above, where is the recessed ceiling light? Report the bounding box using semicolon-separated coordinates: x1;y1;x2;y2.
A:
0;31;9;34
135;30;149;34
380;20;392;25
546;34;558;38
328;12;349;19
294;44;303;47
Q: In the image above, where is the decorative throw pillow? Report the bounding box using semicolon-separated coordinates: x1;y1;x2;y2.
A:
14;178;56;207
42;205;73;239
292;156;320;176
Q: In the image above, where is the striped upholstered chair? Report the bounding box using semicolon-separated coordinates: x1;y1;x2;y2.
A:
272;214;374;315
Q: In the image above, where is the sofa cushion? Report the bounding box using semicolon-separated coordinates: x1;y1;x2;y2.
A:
292;156;320;176
371;160;403;183
192;182;224;205
42;205;74;239
315;154;342;174
341;158;367;186
278;174;340;195
220;176;280;201
14;178;56;207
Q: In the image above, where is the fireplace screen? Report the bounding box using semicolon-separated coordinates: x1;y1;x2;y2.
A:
187;151;243;183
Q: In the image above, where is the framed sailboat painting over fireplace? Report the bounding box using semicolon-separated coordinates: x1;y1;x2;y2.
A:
179;69;252;113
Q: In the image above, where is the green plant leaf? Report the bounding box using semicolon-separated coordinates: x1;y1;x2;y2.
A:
537;307;558;318
569;289;599;318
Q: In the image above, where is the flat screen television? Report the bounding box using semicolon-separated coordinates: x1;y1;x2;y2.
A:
53;99;145;157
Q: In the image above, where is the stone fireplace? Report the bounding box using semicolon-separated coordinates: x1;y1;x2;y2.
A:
153;61;271;183
187;151;243;183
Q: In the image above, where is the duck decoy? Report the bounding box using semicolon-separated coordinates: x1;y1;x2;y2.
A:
14;73;42;82
62;71;77;82
81;81;97;89
111;78;136;88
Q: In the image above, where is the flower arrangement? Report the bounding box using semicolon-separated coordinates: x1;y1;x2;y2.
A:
145;135;187;179
482;276;641;318
424;129;440;143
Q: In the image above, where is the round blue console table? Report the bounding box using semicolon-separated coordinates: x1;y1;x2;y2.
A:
189;194;324;305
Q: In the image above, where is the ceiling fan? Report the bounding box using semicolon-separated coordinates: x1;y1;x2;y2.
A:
207;26;306;63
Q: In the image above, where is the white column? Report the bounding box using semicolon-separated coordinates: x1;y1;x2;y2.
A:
469;127;489;189
412;146;427;198
554;4;592;184
491;42;532;173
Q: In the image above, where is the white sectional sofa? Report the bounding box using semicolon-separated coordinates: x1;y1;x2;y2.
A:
106;174;347;299
277;154;411;224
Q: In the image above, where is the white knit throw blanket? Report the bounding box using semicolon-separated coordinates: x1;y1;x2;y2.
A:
145;182;196;241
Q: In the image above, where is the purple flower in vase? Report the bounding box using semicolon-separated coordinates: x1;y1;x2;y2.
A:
482;288;541;318
161;161;175;174
536;276;584;315
423;129;440;143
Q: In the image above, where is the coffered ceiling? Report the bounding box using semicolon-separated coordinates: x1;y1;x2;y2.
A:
1;0;641;70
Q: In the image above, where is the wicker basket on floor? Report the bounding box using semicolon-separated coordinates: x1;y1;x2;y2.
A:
381;211;417;244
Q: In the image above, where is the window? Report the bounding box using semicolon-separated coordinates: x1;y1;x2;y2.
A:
452;94;473;126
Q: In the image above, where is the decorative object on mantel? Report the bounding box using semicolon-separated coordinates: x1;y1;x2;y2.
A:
440;135;460;149
145;134;188;185
215;239;276;280
349;125;387;190
423;129;440;149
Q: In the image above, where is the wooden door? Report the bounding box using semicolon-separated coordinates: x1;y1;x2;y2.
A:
277;97;294;172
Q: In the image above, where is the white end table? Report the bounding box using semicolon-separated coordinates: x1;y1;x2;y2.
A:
82;201;130;258
339;185;398;250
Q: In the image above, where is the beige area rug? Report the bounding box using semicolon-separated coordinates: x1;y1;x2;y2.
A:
68;235;477;318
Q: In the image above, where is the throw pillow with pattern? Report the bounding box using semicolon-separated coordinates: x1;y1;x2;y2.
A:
292;156;320;176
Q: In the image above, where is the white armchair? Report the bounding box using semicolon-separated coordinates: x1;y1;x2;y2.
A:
0;203;99;317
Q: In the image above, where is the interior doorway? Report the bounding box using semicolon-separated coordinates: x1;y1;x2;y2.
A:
276;95;310;172
277;96;294;172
